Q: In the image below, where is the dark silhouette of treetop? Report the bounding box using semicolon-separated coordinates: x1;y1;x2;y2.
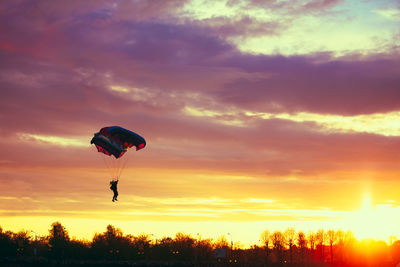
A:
0;222;398;266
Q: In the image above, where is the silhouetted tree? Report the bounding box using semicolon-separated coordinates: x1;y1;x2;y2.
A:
326;229;336;263
91;225;127;260
13;230;30;258
307;231;316;262
297;231;307;263
195;238;213;261
284;227;295;264
260;229;271;264
48;222;70;259
247;245;264;264
173;232;195;260
131;234;151;260
30;234;48;259
272;231;285;263
0;227;14;257
214;235;229;249
155;237;174;260
2;223;399;266
67;239;90;260
316;229;325;262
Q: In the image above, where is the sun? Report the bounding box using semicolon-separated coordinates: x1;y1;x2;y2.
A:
347;193;400;242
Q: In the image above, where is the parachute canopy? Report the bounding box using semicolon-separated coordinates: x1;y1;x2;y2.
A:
90;126;146;158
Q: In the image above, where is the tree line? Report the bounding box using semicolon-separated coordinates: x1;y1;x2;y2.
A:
1;222;400;266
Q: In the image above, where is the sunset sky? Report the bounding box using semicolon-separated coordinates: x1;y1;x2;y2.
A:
1;0;400;246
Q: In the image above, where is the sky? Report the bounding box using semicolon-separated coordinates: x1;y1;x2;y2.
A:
0;0;400;246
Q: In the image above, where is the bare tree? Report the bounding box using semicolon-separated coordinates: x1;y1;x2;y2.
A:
272;231;285;263
307;231;316;262
326;230;336;263
316;229;325;262
284;228;295;264
214;235;229;249
297;231;307;263
260;230;271;263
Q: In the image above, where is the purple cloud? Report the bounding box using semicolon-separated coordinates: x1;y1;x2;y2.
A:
0;0;399;187
216;54;400;115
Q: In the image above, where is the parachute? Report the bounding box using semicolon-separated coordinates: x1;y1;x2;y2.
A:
91;126;146;179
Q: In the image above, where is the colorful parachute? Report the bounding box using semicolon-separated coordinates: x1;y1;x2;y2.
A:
91;126;146;178
91;126;146;158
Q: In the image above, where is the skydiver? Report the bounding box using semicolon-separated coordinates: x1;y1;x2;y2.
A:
110;179;119;202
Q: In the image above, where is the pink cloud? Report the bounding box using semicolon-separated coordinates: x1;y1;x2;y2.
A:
0;0;399;216
216;54;400;115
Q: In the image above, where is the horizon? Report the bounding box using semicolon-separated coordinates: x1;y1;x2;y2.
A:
2;221;399;266
0;218;397;249
1;0;400;250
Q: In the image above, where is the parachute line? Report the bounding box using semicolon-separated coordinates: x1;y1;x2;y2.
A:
90;126;145;180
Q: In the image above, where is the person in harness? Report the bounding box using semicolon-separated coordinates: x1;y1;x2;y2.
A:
110;179;119;202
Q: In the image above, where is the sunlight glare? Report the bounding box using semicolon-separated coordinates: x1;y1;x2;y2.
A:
347;193;400;242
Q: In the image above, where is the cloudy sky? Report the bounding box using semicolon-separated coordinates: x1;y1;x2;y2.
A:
1;0;400;245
